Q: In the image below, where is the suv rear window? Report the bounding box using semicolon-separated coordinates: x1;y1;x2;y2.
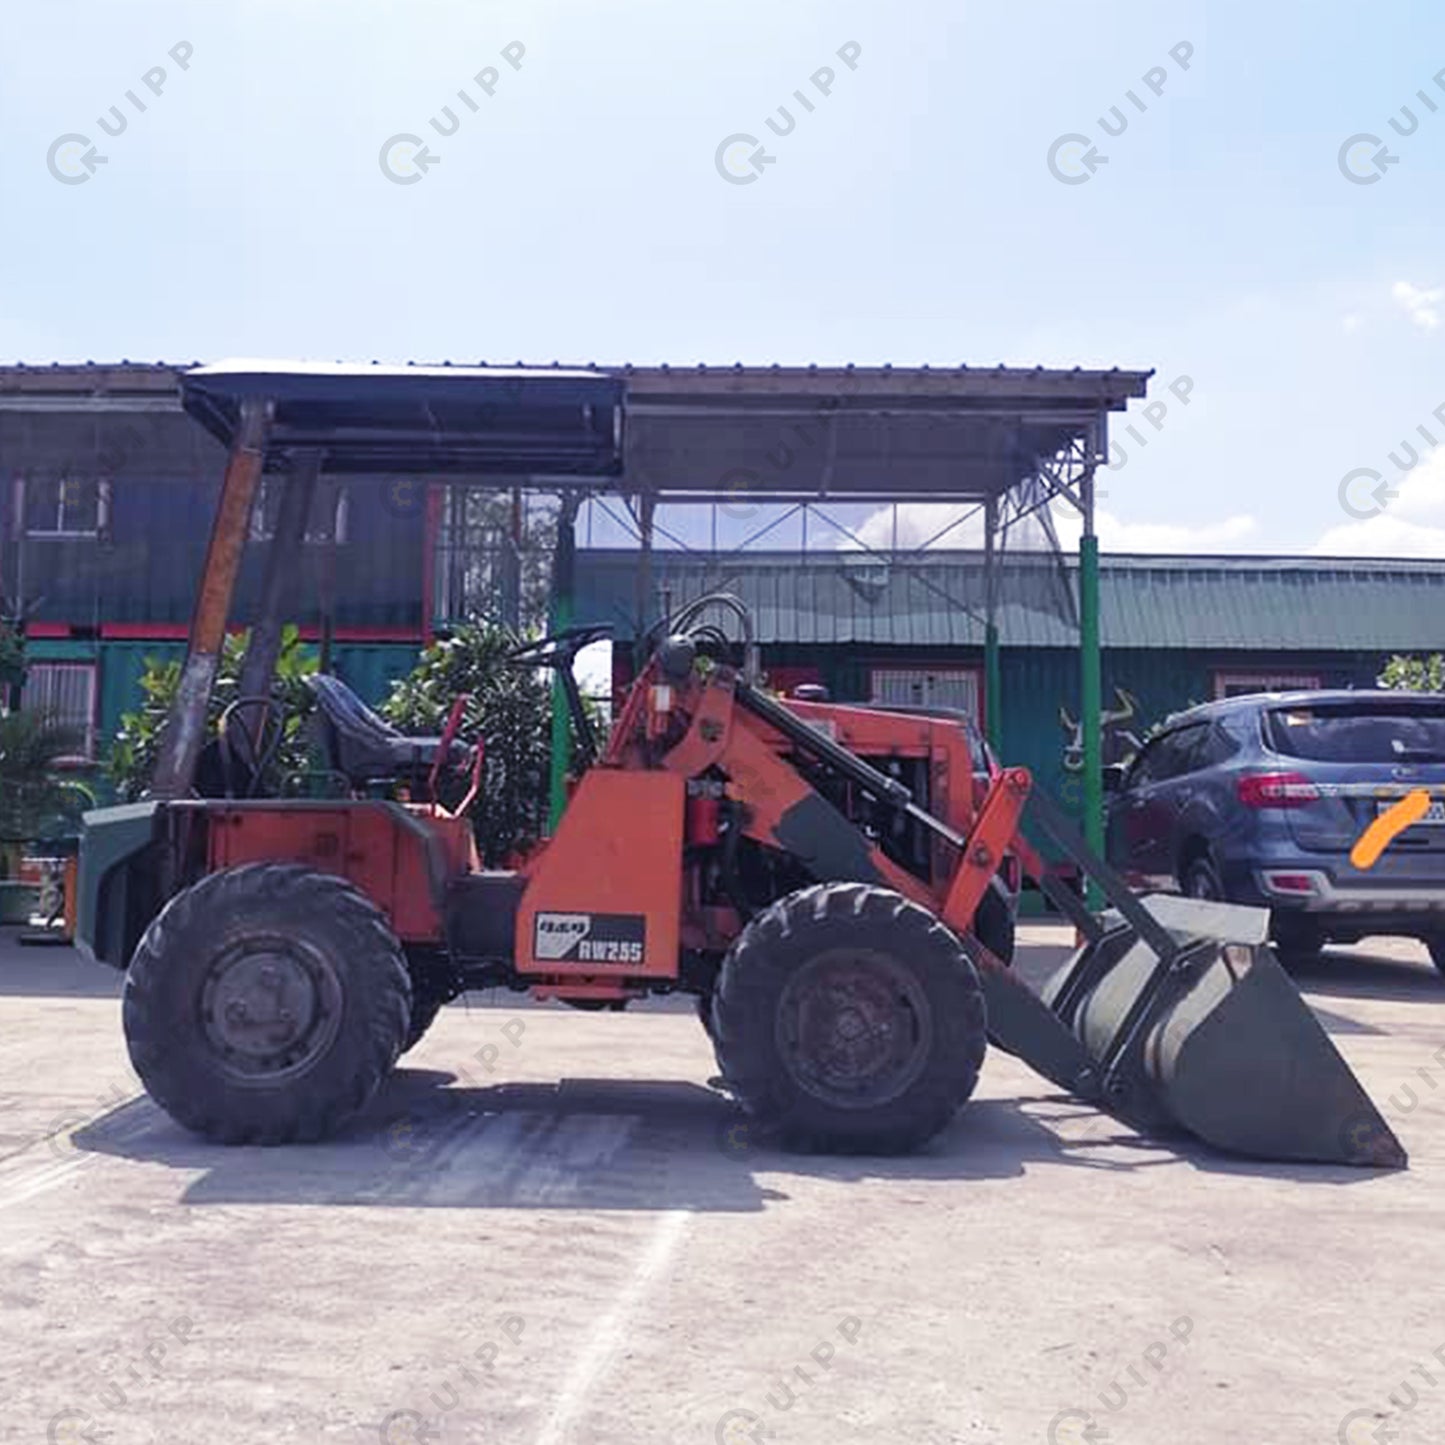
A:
1264;703;1445;763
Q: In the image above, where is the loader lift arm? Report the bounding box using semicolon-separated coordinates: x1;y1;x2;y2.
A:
643;642;1406;1168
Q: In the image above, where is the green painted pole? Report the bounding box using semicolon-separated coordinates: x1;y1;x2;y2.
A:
984;621;1002;751
983;495;1001;751
1079;532;1103;907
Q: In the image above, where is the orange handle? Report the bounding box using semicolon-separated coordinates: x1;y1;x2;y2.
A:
428;694;471;807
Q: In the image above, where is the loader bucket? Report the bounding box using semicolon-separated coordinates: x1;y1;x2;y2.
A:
989;790;1408;1168
1034;898;1407;1168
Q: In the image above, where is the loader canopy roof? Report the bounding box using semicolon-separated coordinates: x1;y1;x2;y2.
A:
182;359;624;477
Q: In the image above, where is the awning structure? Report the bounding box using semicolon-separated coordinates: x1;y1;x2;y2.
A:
600;363;1150;884
182;360;624;477
620;363;1147;502
0;357;1151;869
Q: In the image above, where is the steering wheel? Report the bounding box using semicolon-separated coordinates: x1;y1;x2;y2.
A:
505;623;613;667
217;694;292;798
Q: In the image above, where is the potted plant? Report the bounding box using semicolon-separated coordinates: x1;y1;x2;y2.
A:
0;710;87;922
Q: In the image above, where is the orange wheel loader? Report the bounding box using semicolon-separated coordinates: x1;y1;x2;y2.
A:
75;593;1405;1165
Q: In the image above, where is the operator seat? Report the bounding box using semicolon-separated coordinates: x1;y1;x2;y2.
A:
306;674;470;789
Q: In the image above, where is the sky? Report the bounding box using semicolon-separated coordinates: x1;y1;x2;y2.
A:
4;0;1445;559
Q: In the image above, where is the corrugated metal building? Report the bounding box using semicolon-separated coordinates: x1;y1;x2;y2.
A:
573;549;1445;810
9;361;1444;824
0;365;429;752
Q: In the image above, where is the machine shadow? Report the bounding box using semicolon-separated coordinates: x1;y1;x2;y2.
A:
1288;946;1444;1006
70;1066;1390;1210
0;937;122;999
1003;1089;1399;1185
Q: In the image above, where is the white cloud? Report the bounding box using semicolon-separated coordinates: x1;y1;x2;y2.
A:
1078;510;1258;552
575;637;614;698
1311;443;1445;556
1392;280;1442;331
1311;513;1445;557
847;502;1260;555
1342;313;1362;335
846;445;1445;561
850;503;988;551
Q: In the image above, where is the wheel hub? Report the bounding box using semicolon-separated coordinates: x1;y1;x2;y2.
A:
776;950;932;1110
199;936;342;1082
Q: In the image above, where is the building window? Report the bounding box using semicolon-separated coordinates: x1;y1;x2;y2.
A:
870;666;982;718
20;662;98;761
24;475;111;538
1214;670;1322;700
434;487;558;630
248;478;349;544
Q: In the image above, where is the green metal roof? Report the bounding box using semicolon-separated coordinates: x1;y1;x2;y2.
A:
574;551;1445;652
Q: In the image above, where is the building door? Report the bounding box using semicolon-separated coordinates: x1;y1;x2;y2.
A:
870;667;982;720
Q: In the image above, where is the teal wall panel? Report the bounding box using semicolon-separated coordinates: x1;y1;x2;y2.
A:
757;643;1392;860
330;644;423;710
98;641;185;740
27;639;99;662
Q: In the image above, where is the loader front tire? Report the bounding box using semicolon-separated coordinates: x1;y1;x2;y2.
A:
710;883;987;1154
123;864;411;1144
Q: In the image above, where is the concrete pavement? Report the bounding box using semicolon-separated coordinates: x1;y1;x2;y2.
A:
0;926;1441;1445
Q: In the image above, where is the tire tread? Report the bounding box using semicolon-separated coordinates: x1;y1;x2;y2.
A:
123;863;411;1145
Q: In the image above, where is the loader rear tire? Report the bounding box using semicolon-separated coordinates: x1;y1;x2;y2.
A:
710;883;987;1154
401;993;445;1052
123;864;411;1144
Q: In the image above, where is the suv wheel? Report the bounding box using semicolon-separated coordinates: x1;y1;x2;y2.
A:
1179;856;1224;901
1272;915;1324;966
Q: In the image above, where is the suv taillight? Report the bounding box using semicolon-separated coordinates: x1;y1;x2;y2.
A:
1236;771;1321;808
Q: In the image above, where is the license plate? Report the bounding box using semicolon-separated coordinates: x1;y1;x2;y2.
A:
1377;797;1445;824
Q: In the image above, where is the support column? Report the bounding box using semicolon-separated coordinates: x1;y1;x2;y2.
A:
151;399;271;798
501;484;524;631
236;448;321;714
314;473;342;675
548;496;579;829
983;494;1001;750
421;483;442;645
3;476;26;713
1079;441;1103;908
633;491;655;670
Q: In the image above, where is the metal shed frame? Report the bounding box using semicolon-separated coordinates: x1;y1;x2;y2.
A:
59;359;1151;871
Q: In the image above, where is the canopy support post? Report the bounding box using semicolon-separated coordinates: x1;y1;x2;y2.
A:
236;447;321;719
151;398;271;799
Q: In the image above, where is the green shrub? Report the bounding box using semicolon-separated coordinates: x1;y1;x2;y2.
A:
106;617;577;865
0;621;25;694
0;711;91;871
380;622;554;864
108;626;318;800
1379;654;1445;693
